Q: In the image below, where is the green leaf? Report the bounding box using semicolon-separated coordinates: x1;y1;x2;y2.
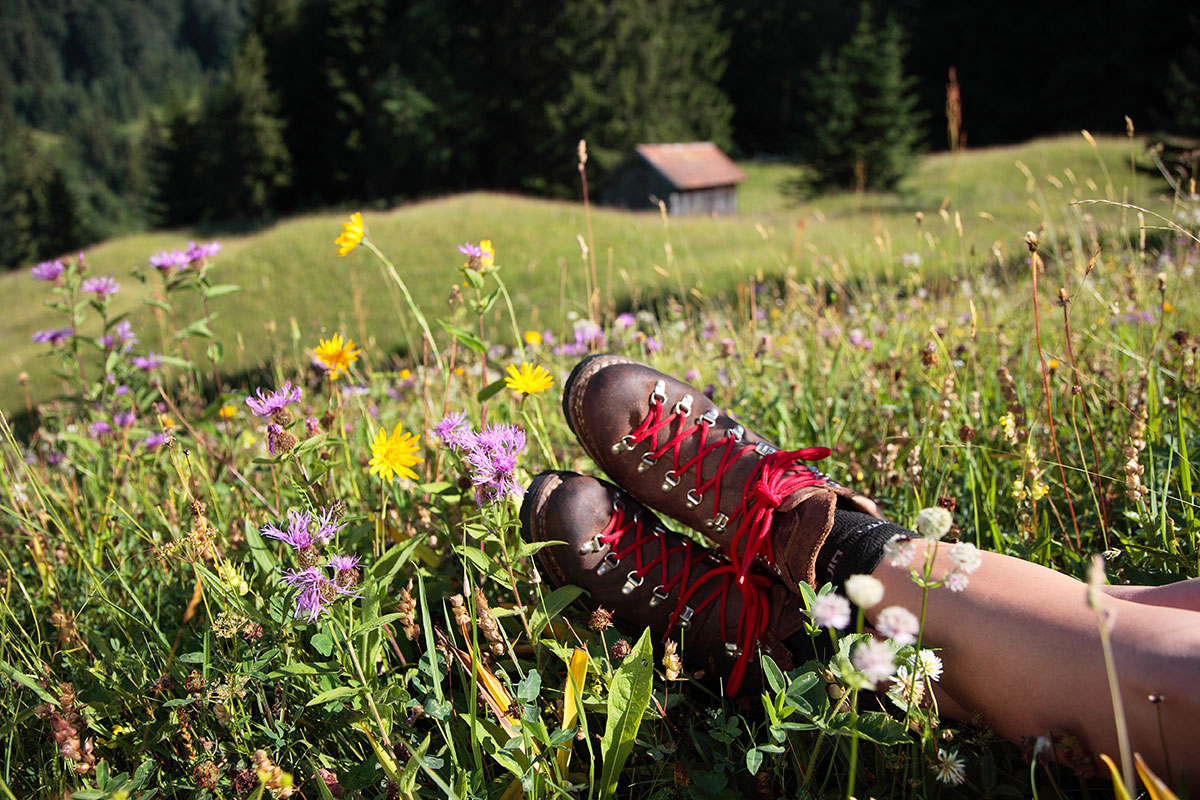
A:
516;669;541;703
745;747;763;774
174;319;214;340
529;585;583;640
476;377;507;403
310;633;334;657
439;321;486;355
761;655;786;694
203;283;242;298
141;297;173;312
828;711;909;745
243;518;275;576
0;659;56;704
599;629;654;796
352;613;404;638
306;686;360;707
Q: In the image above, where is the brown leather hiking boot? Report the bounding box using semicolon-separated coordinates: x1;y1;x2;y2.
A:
520;470;812;696
562;354;885;590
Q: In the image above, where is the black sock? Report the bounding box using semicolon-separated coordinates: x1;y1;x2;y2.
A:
816;510;910;589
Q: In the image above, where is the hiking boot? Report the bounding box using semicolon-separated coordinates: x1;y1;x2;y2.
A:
562;354;885;590
520;470;813;696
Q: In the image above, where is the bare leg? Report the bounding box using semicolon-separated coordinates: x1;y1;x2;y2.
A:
1103;579;1200;611
867;541;1200;784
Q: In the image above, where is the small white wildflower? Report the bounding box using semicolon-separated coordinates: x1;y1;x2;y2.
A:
934;748;966;785
844;574;884;609
874;605;920;646
900;252;921;268
811;592;851;630
911;649;943;682
949;541;982;574
883;535;915;567
11;483;28;504
851;636;896;686
945;569;969;592
889;665;926;705
914;507;953;540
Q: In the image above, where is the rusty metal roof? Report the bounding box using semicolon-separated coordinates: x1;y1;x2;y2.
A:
635;142;746;190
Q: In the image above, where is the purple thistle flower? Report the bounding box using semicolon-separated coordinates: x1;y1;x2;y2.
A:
312;506;345;542
644;337;661;354
262;508;318;549
464;423;526;505
266;424;283;455
90;420;112;438
113;411;136;428
149;250;188;271
185;241;221;264
434;411;474;450
81;275;120;300
281;567;358;621
32;327;73;345
329;554;360;572
133;353;163;370
140;433;167;449
615;312;636;329
99;320;138;352
32;259;65;281
457;241;484;258
246;381;302;417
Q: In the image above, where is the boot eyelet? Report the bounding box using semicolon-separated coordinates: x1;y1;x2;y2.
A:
706;512;729;531
661;470;679;491
649;585;669;607
728;424;744;441
754;441;777;456
612;434;636;453
649;380;667;405
673;394;693;415
596;553;620;576
637;453;657;473
621;572;644;595
697;408;719;426
686;489;703;508
724;642;742;657
677;605;695;629
579;534;606;555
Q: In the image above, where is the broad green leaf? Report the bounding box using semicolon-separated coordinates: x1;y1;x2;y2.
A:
310;632;334;657
477;377;507;403
516;669;541;703
352;613;404;638
439;321;486;355
203;283;242;298
761;654;786;694
599;628;654;796
0;660;56;704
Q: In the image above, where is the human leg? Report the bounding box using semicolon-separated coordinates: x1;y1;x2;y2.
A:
869;540;1200;783
1102;578;1200;611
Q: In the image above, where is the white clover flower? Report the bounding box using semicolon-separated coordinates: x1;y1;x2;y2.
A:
811;592;851;630
883;535;915;567
852;637;896;686
874;605;920;646
934;748;966;785
914;507;953;540
911;649;943;682
945;569;969;592
949;541;982;574
11;483;28;504
889;665;926;705
844;574;884;609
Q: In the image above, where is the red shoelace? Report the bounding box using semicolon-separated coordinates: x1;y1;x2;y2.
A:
590;497;771;694
621;385;831;584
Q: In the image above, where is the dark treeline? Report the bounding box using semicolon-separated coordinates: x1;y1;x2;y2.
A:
3;0;1198;270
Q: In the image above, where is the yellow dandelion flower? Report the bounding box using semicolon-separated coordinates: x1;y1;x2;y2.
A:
1047;358;1059;371
523;329;543;346
335;212;364;257
314;333;361;380
480;239;495;271
504;362;555;395
159;414;177;429
218;404;237;419
369;424;424;482
1163;300;1175;314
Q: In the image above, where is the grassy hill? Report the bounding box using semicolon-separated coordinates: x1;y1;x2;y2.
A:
2;133;1176;414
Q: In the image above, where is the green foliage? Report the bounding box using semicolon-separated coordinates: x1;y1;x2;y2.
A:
806;3;924;191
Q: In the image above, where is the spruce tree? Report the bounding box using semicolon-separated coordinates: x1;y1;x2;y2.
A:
807;3;923;191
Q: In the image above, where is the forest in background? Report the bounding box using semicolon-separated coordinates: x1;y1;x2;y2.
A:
2;0;1199;270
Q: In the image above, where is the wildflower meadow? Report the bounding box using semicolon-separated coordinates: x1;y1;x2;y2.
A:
2;134;1198;799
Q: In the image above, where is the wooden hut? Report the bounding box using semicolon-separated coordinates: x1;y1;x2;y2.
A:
598;142;745;215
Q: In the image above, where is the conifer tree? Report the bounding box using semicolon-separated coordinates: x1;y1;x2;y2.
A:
807;3;923;191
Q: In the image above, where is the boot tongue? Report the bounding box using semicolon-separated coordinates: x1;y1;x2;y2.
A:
767;487;838;589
